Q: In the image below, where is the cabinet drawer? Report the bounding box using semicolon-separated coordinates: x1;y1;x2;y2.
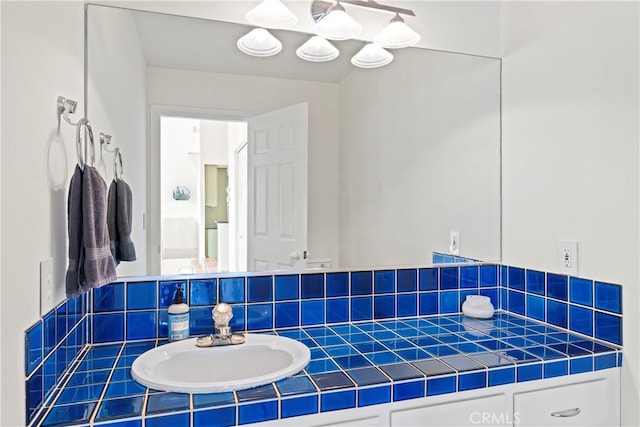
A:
514;379;616;426
390;394;510;427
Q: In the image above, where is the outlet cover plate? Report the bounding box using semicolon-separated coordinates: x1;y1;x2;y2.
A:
557;240;579;275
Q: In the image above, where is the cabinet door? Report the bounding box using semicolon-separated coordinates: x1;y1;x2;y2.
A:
514;379;616;426
390;394;511;427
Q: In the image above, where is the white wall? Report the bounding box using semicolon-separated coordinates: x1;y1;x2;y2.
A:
1;2;85;425
338;49;501;267
500;2;640;425
147;66;341;267
87;5;147;278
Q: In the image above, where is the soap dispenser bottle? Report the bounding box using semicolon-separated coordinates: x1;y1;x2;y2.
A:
168;286;190;341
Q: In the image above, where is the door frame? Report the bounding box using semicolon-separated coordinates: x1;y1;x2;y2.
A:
148;104;255;275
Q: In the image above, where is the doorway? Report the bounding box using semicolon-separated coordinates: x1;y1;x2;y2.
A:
159;116;247;275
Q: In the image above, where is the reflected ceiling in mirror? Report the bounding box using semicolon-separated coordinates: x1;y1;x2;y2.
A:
86;4;501;278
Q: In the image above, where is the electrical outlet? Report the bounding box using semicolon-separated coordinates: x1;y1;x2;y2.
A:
557;240;579;275
450;231;460;255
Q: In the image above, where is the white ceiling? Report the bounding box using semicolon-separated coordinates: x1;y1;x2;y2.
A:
132;9;365;83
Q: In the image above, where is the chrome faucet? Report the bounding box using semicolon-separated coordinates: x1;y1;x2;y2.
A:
196;303;245;347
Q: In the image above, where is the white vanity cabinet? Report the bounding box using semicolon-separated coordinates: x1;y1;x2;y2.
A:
258;369;620;427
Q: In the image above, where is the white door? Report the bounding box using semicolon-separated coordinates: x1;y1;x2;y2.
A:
247;103;308;271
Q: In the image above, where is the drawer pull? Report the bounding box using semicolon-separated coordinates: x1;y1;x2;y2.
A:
551;408;581;418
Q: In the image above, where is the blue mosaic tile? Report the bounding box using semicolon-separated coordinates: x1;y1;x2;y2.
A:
275;302;299;328
311;372;354;390
237;384;278;402
525;295;545;322
239;400;278;424
42;402;96;426
334;355;371;370
547;274;568;301
488;367;515;386
94;283;125;312
247;303;273;330
419;268;438;291
547;300;568;329
460;266;479;288
480;265;498;287
275;375;317;395
193;392;235;408
359;385;391;407
105;380;147;398
569;304;593;336
380;363;423;381
427;375;456;396
94;312;125;343
570;356;593;374
321;390;356;412
374;295;395;319
146;412;189;427
281;395;318;418
526;270;545;295
301;300;324;326
247;276;273;302
306;359;340;374
96;396;144;420
595;353;617;371
193;406;235;427
479;288;499;308
594;312;622;345
351;296;372;321
347;367;389;386
301;274;324;299
569;277;593;306
397;269;417;292
190;307;215;336
508;291;525;316
219;278;245;304
419;292;438;315
440;267;459;290
507;267;525;291
439;291;459;314
275;275;299;300
326;298;349;323
397;293;417;317
351;271;373;295
459;371;486;391
517;363;542;382
374;270;395;294
43;311;56;354
544;360;568;378
126;311;156;340
159;281;188;308
189;279;217;306
595;282;622;314
228;304;245;331
146;392;191;414
393;380;425;401
127;281;157;310
25;321;43;376
26;365;43;422
326;272;348;297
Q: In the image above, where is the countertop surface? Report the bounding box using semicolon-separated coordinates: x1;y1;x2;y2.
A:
33;312;622;427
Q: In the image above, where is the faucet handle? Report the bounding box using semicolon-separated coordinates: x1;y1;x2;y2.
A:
212;303;233;327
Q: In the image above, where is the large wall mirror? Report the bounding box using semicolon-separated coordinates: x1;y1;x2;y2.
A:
86;3;501;278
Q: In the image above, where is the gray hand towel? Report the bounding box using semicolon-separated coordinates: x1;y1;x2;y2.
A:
81;165;117;288
65;165;84;298
115;178;137;262
107;180;119;264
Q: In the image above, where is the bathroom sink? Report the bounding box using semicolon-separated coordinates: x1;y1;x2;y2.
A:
131;334;310;393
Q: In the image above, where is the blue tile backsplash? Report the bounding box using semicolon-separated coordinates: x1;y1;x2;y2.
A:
25;262;623;426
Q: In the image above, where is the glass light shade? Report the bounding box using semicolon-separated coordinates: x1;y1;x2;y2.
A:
237;28;282;57
246;0;298;29
315;3;362;40
374;16;421;49
296;36;340;62
351;43;393;68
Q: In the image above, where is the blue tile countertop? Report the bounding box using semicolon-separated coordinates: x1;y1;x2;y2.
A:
31;312;621;427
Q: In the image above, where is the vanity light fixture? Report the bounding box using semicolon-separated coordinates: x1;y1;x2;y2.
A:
246;0;298;29
296;36;340;62
237;28;283;57
374;13;421;49
239;0;419;68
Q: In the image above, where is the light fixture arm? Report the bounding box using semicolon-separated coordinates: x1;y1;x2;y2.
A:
311;0;415;23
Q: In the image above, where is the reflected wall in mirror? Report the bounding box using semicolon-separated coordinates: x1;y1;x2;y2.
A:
86;4;501;278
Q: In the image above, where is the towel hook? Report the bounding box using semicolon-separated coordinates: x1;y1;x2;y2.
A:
114;148;124;180
76;118;95;168
57;95;79;127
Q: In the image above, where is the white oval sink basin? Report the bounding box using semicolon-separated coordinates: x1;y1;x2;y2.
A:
131;334;310;393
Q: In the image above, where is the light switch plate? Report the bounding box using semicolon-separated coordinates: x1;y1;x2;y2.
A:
40;258;54;316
